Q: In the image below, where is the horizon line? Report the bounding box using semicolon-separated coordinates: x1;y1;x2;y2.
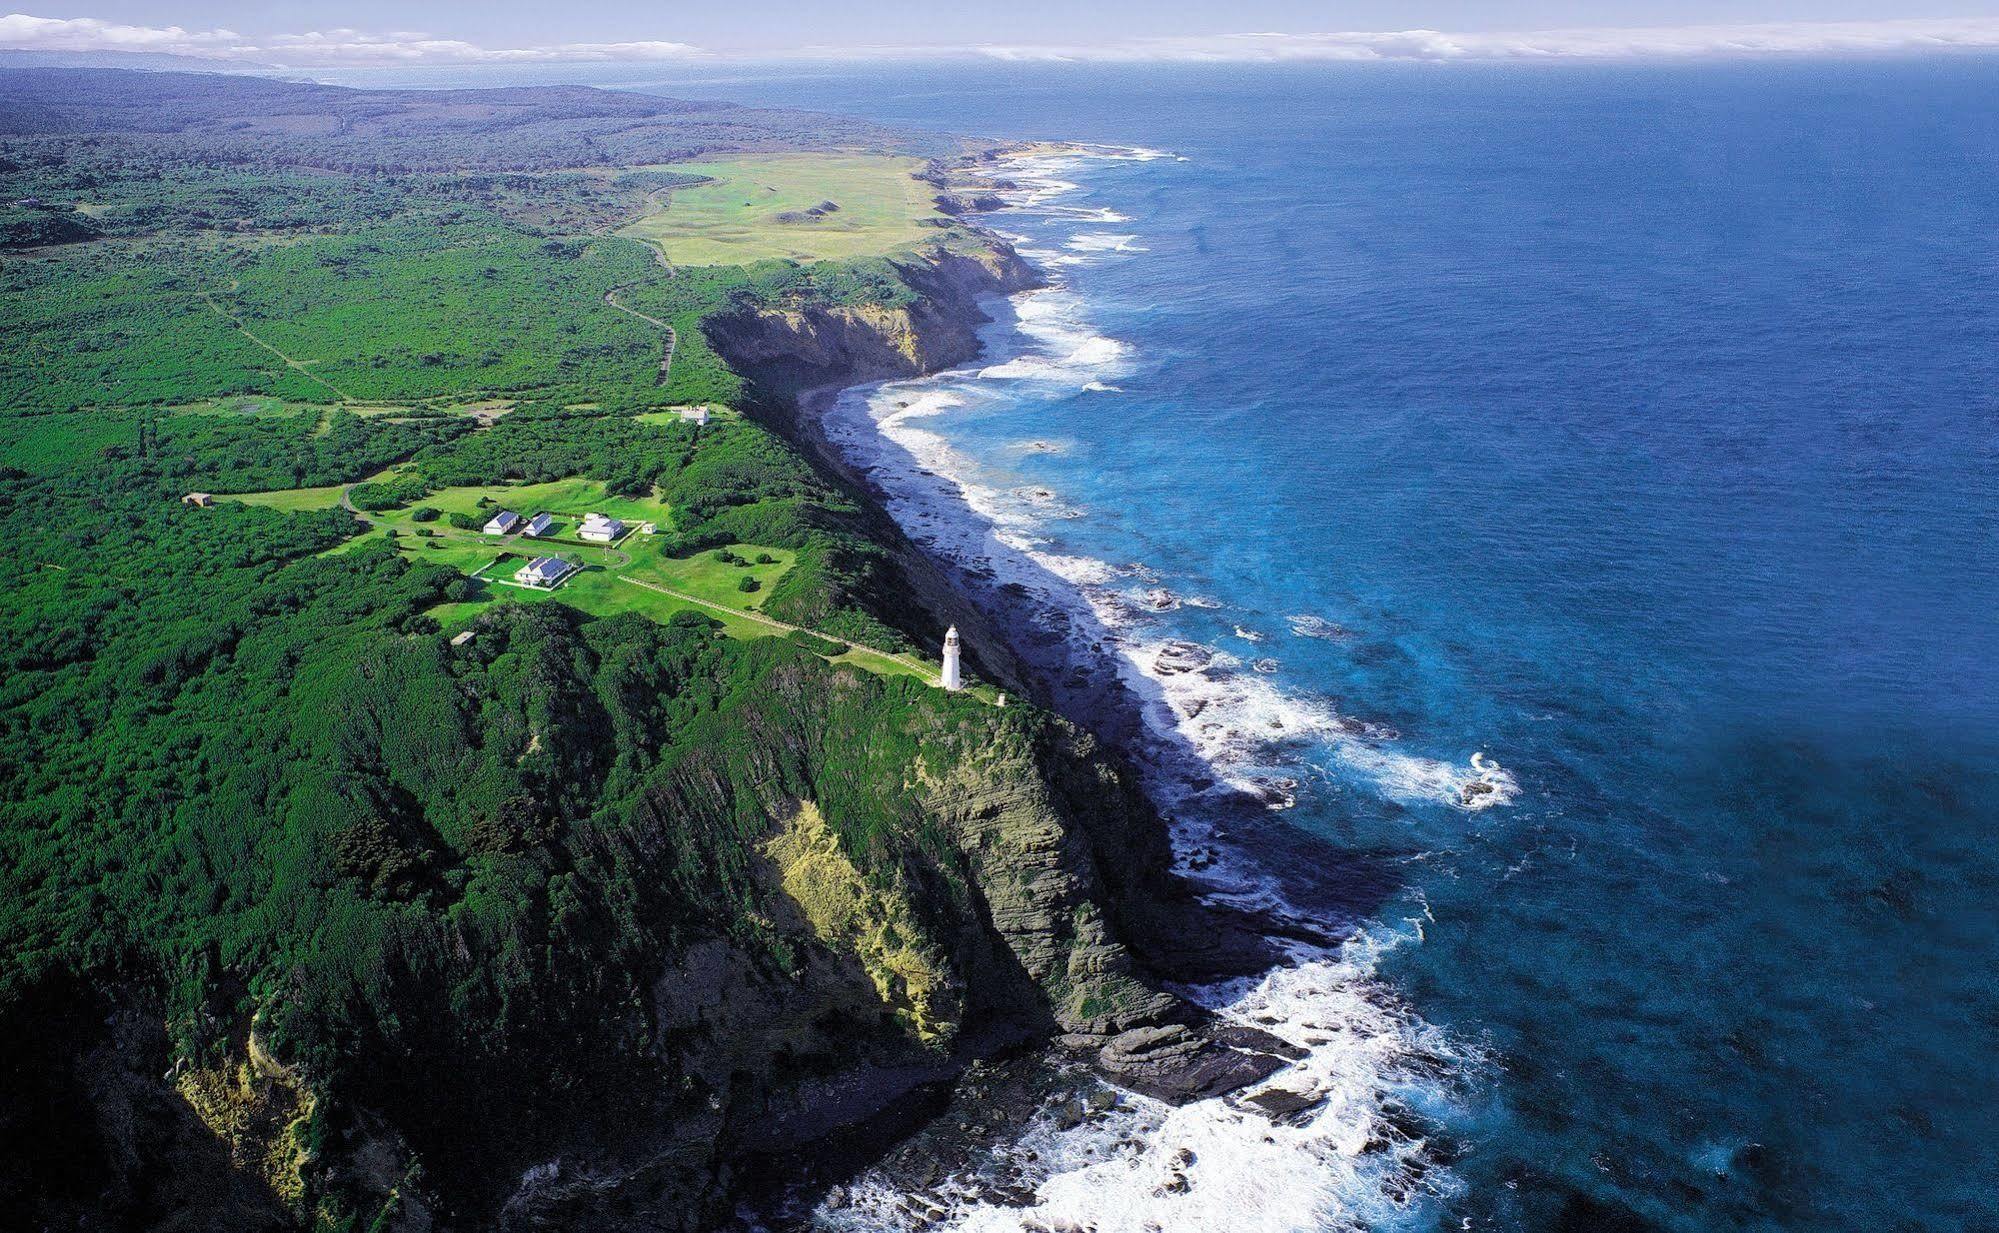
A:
9;14;1999;70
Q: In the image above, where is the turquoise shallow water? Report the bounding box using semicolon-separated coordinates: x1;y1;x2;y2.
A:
344;58;1999;1230
696;61;1999;1231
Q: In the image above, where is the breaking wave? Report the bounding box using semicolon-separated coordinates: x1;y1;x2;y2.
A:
804;142;1510;1232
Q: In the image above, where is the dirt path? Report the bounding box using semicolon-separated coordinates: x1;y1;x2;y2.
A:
598;225;681;385
616;575;941;685
199;285;358;403
602;286;677;384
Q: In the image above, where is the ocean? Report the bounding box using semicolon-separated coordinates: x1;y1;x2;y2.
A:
341;57;1999;1231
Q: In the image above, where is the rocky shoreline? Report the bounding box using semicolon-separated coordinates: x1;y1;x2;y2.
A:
695;160;1318;1217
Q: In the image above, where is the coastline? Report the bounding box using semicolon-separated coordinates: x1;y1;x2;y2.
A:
723;143;1483;1233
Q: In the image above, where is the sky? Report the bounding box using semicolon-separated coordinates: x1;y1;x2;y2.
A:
7;4;1999;64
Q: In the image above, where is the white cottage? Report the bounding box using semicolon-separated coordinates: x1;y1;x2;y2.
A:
515;556;572;588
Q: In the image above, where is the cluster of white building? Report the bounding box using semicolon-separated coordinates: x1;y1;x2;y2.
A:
481;509;627;542
478;507;629;589
483;509;554;538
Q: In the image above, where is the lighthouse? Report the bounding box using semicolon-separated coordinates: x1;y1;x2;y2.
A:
940;626;964;691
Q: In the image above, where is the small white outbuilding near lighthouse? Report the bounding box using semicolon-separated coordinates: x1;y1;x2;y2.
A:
940;625;964;691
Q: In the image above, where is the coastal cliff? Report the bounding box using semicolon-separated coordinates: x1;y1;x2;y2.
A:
703;243;1040;392
3;607;1270;1232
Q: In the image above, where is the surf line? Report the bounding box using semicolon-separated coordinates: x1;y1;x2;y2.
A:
799;143;1500;1232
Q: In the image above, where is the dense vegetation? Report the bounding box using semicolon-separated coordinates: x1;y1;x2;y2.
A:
0;69;1159;1233
0;410;1022;1223
0;68;947;172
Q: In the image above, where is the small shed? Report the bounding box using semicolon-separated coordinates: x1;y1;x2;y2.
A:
181;492;214;508
522;512;555;538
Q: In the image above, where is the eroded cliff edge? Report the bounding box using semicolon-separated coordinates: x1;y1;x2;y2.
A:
703;243;1041;391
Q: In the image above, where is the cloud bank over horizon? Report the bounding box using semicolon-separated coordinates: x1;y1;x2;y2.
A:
0;14;702;64
6;11;1999;68
975;19;1999;63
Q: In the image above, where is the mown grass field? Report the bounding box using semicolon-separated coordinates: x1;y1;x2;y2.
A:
391;520;942;683
230;484;348;511
381;476;676;533
618;154;945;265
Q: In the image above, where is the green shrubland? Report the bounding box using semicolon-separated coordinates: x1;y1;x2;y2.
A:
0;68;1124;1232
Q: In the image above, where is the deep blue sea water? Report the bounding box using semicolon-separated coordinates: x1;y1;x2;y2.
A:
346;58;1999;1230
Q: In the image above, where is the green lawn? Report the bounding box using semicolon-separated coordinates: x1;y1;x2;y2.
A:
168;396;319;421
631;544;795;611
424;561;786;644
383;477;675;533
617;154;945;265
634;405;736;426
229;484;348;512
393;535;513;574
233;469;933;683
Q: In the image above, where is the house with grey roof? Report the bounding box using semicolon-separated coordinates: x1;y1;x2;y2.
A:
514;556;573;588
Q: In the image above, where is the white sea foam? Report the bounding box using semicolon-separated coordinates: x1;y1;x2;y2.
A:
1290;614;1355;641
1067;231;1148;253
819;927;1476;1233
807;141;1504;1232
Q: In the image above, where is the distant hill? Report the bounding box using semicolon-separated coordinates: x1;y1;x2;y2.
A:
0;48;276;72
0;66;945;171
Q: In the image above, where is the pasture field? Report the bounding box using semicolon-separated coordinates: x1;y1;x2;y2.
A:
628;544;796;611
617;153;945;265
229;484;348;512
377;476;677;533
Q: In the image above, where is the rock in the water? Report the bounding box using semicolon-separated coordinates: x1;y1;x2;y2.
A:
1245;1086;1325;1123
1152;641;1213;676
1093;1020;1291;1103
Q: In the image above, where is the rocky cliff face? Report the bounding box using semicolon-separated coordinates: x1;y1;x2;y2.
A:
469;652;1280;1231
703;242;1039;393
697;234;1292;1105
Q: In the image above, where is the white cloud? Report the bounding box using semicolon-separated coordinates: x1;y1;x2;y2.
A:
971;19;1999;63
6;12;1999;67
0;12;704;65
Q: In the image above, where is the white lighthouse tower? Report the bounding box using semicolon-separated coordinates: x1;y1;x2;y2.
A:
940;626;964;691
